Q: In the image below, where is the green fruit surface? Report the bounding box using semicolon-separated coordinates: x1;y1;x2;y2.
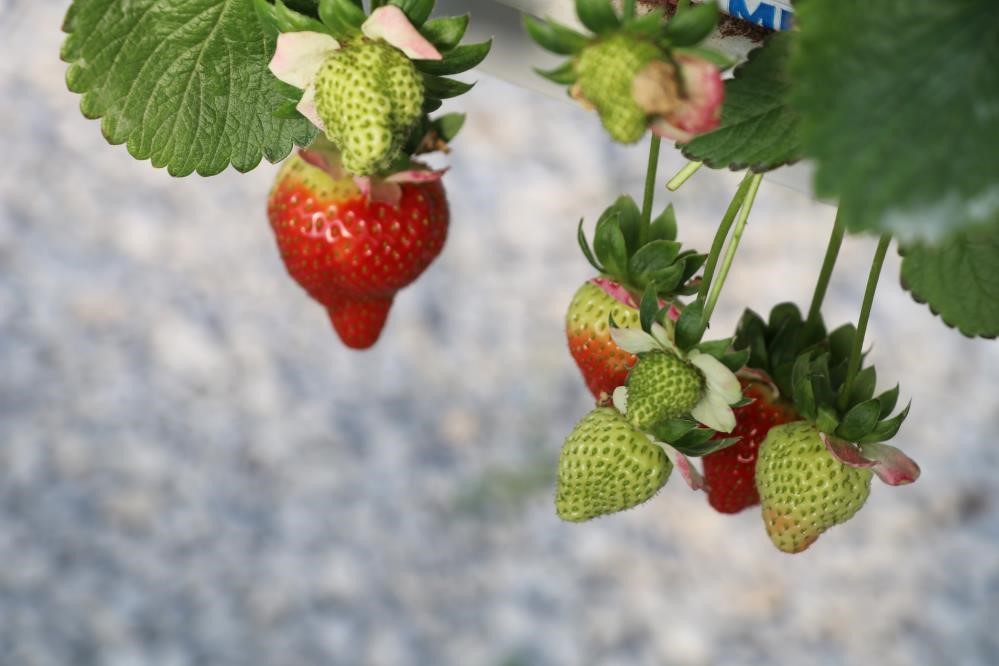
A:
625;351;704;431
556;407;672;522
314;40;424;175
756;421;873;553
576;34;662;143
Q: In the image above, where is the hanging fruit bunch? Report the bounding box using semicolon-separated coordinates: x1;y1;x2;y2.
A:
530;0;920;553
258;0;491;348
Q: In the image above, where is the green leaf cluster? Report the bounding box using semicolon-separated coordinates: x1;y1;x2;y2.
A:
578;196;706;302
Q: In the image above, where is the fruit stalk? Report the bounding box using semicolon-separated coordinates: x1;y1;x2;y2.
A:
838;233;892;411
702;173;763;327
641;135;662;231
666;161;703;191
806;209;846;328
622;0;637;20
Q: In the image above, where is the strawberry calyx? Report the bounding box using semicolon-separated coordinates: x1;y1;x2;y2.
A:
734;303;919;486
260;0;491;175
578;195;707;304
525;0;725;144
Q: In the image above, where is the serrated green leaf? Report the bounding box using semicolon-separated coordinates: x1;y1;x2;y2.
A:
900;227;999;338
389;0;433;26
662;2;718;47
649;204;678;242
876;385;900;420
593;215;629;277
415;40;493;76
792;0;999;241
836;399;881;442
575;0;620;35
675;299;704;351
421;15;469;51
524;15;587;55
423;75;475;99
857;402;911;445
682;32;800;172
62;0;316;176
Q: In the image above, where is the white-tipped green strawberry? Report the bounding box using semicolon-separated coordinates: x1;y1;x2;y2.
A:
611;319;743;434
756;421;873;554
264;3;491;175
556;406;672;522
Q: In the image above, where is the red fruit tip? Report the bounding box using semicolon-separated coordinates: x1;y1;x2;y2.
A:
327;296;395;350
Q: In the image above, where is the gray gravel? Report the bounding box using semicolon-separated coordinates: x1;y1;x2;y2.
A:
2;3;998;665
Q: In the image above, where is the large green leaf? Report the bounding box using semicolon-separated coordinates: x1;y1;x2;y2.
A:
900;226;999;338
682;32;800;172
62;0;316;176
792;0;999;241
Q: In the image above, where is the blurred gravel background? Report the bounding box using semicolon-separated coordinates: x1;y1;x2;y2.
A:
2;2;999;665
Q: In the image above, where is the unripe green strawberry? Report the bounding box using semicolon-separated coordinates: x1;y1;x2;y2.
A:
314;40;424;175
756;421;873;554
575;34;662;143
625;351;705;430
556;407;672;522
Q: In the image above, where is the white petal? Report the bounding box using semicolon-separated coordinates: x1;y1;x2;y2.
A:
269;31;340;89
650;321;679;354
612;386;629;414
689;351;741;404
363;6;442;60
610;327;659;354
660;443;705;491
295;85;326;132
690;391;736;433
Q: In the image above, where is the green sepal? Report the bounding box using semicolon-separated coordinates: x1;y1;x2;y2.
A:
614;196;643;256
593;213;629;278
422;97;443;113
816;407;840;435
791;353;817;420
662;1;719;47
648;418;698;443
847;365;877;405
275;0;329;34
673;435;740;458
622;9;666;38
639;284;659;333
389;0;434;27
720;348;749;374
318;0;360;38
678;252;707;284
693;337;732;359
577;219;604;272
876;384;900;420
649;204;678;242
575;0;621;35
535;60;578;85
675;299;704;352
857;402;911;445
523;15;588;55
670;427;718;455
423;75;475;99
673;46;736;70
414;40;493;76
629;242;684;291
835;398;881;442
421;15;469;51
432;112;466;142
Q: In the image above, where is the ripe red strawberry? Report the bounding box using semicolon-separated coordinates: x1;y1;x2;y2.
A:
703;381;799;514
267;152;449;349
565;278;643;400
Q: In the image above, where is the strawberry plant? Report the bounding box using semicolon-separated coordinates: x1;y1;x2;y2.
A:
59;0;998;552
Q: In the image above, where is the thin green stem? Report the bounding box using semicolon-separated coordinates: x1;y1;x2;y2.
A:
838;234;892;412
806;209;846;327
702;173;763;326
640;135;662;230
696;172;755;305
666;161;703;192
622;0;636;20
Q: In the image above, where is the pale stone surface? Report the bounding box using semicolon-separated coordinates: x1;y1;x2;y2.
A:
1;2;998;665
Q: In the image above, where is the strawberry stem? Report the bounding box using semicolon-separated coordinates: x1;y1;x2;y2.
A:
696;172;755;307
838;233;892;412
641;135;662;232
702;173;763;327
806;209;846;328
666;161;703;192
622;0;637;20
